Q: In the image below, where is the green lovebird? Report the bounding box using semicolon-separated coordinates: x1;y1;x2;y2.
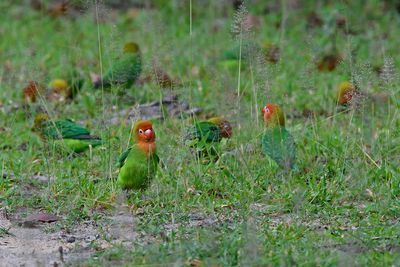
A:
32;113;102;153
94;42;142;89
185;117;232;161
261;103;297;170
185;117;232;144
117;120;159;190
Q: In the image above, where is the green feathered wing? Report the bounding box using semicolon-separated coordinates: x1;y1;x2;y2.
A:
118;147;132;168
261;126;296;170
117;145;159;190
40;119;102;153
185;121;223;161
185;121;222;144
95;53;142;89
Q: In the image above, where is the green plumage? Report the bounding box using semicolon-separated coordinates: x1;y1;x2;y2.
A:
223;47;240;60
117;146;159;190
95;53;141;89
261;126;296;170
185;121;225;162
41;119;89;139
38;119;102;153
185;121;222;144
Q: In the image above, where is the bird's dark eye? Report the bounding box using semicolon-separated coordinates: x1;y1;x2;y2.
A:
265;108;270;113
139;129;143;134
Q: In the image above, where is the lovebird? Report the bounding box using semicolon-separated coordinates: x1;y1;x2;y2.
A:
185;117;232;161
94;42;142;89
336;81;358;106
46;79;69;102
185;117;232;144
23;81;44;103
261;103;296;170
32;113;102;153
117;120;159;190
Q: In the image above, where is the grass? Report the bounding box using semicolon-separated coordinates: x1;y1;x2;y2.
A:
0;0;399;266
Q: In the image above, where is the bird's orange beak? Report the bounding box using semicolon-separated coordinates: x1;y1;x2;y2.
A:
261;106;268;114
144;128;155;141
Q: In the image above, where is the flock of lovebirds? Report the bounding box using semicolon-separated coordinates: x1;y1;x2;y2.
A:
21;38;361;193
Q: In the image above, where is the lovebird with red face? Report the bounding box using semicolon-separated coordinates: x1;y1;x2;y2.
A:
117;120;159;190
261;103;296;170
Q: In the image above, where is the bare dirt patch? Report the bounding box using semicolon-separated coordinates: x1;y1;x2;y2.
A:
0;208;155;266
0;209;66;266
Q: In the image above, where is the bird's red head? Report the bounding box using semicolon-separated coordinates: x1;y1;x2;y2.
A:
133;121;155;143
261;103;285;127
262;103;276;118
23;81;42;103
